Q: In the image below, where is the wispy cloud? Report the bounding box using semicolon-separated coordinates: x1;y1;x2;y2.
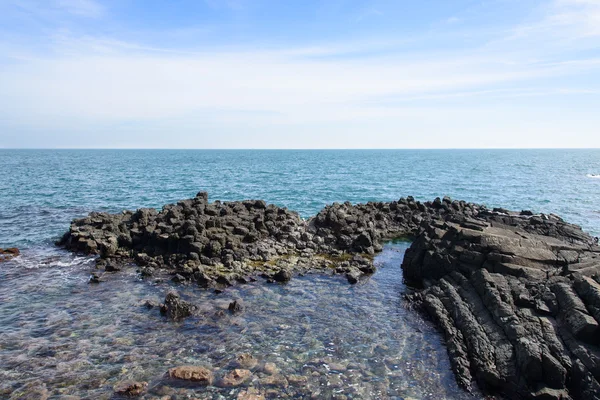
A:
512;0;600;40
0;0;599;148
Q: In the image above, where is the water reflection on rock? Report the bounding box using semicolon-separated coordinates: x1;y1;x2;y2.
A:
0;242;483;399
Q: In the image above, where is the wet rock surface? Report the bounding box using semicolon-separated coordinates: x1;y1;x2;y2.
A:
402;210;600;399
167;366;213;385
55;192;600;399
113;380;147;396
159;290;196;321
0;247;19;262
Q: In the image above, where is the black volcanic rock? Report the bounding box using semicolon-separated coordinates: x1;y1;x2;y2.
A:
160;290;196;321
57;192;600;399
402;214;600;399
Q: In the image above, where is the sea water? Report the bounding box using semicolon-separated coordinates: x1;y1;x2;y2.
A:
1;149;599;399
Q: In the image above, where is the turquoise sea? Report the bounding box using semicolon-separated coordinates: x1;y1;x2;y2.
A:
2;149;600;249
1;149;599;399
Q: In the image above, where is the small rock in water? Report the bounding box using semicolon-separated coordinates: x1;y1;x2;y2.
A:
273;268;292;283
141;299;159;309
219;369;252;387
235;353;258;369
168;366;213;385
228;299;244;314
105;263;121;272
160;290;196;320
327;362;348;372
113;380;147;396
259;374;289;388
237;387;265;400
88;273;101;284
346;269;361;284
288;375;309;386
263;362;278;375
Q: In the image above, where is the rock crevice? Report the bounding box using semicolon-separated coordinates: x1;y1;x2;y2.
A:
402;213;600;399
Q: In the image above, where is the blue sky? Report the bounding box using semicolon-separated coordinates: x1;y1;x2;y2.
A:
0;0;599;148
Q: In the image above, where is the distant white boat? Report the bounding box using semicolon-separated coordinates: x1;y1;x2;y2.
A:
587;174;600;178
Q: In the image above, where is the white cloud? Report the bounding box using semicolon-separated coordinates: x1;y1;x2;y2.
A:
2;44;587;126
0;0;599;148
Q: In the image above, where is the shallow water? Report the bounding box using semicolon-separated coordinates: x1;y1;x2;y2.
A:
0;242;481;399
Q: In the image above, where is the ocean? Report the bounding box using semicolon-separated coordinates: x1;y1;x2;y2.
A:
1;149;599;399
2;149;599;249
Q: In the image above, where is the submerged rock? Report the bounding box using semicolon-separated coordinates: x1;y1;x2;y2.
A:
167;366;213;385
237;388;266;400
259;374;289;388
219;369;252;387
263;362;278;375
228;299;245;314
113;380;147;397
234;353;258;369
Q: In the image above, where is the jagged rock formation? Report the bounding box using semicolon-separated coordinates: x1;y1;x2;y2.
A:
402;212;600;399
58;192;477;286
57;192;600;399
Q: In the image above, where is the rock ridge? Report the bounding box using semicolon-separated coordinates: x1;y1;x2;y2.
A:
402;210;600;399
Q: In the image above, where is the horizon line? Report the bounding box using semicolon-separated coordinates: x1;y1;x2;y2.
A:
1;147;600;151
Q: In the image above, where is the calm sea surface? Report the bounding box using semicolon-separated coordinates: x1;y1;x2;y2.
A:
0;149;599;399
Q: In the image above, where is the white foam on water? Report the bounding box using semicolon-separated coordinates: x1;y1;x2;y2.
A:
8;252;95;270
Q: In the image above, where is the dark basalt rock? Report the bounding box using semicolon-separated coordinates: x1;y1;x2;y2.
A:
56;193;490;283
228;299;244;314
402;214;600;400
160;290;196;321
57;192;600;399
273;268;292;283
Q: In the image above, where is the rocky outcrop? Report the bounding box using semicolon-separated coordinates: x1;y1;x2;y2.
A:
57;193;491;286
58;192;600;399
58;192;351;286
402;213;600;399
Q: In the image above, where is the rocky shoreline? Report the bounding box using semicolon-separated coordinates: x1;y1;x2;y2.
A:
57;192;600;399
